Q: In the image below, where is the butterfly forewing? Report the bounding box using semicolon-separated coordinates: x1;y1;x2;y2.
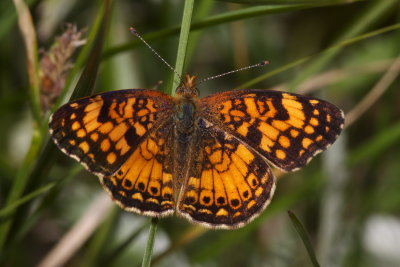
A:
49;89;174;176
199;90;344;172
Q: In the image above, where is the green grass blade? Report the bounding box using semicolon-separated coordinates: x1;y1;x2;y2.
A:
170;0;194;94
30;0;113;194
348;122;400;166
103;3;347;60
52;1;111;111
0;182;55;218
6;165;82;254
102;223;148;265
185;0;214;66
83;208;119;267
238;22;400;89
12;0;41;125
28;0;112;203
287;0;399;90
218;0;364;4
288;210;321;267
0;0;38;39
142;2;194;266
141;218;159;267
0;128;42;253
69;0;113;100
28;0;114;195
152;226;207;265
0;0;113;261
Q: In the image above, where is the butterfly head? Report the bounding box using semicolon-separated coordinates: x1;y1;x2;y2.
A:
175;74;199;98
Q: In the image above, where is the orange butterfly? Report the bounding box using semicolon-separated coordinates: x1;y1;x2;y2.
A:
49;74;344;229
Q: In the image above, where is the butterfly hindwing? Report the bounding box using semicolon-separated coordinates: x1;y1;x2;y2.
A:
199;90;344;172
178;118;276;229
101;118;175;216
49;89;174;176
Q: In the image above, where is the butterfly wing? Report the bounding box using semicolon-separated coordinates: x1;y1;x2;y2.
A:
178;118;275;229
101;118;175;216
49;89;174;175
49;89;176;216
199;90;344;172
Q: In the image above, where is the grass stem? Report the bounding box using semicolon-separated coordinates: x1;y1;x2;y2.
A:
141;218;159;267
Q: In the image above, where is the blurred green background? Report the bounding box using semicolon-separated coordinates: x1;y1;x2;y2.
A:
1;0;400;266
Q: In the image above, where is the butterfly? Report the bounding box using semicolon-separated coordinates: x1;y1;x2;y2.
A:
49;74;344;229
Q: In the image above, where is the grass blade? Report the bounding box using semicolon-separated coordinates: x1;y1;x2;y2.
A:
83;208;119;267
0;3;44;249
169;0;194;95
0;0;113;261
0;182;55;218
348;121;400;166
141;218;159;267
102;223;148;265
69;0;112;100
238;22;400;89
218;0;364;4
103;3;348;60
12;0;41;124
288;210;321;267
142;2;194;266
287;0;399;90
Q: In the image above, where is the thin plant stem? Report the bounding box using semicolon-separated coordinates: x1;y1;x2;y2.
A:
287;0;398;90
0;0;113;259
288;210;321;267
0;128;42;252
345;54;400;128
170;0;194;95
0;182;55;217
104;3;327;61
141;218;159;267
238;22;400;89
141;2;194;265
0;1;43;250
13;0;42;125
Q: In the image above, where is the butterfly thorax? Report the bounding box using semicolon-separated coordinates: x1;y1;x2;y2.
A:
174;74;199;135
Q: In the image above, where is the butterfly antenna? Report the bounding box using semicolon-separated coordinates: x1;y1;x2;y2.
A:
129;27;182;81
197;61;269;85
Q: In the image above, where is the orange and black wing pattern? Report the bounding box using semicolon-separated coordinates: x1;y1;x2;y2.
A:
49;89;176;216
49;89;174;175
178;118;275;229
199;90;344;172
101;118;175;216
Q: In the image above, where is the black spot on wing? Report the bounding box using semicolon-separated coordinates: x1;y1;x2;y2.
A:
124;127;140;147
97;97;112;123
